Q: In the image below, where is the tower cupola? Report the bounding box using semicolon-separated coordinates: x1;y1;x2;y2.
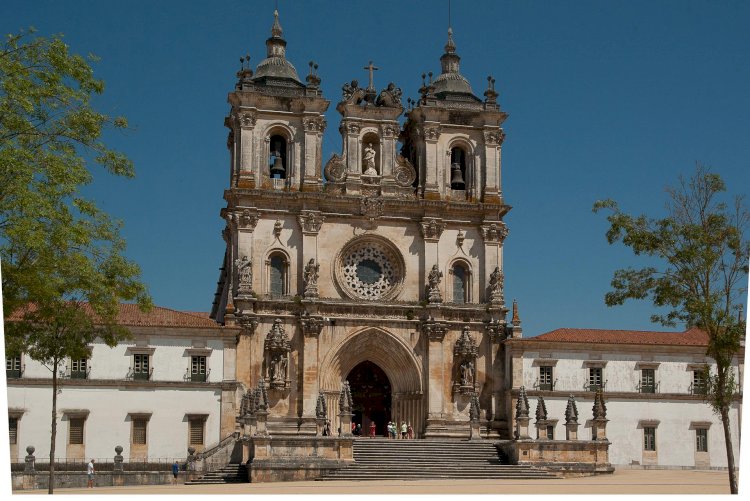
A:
432;28;478;102
252;10;302;85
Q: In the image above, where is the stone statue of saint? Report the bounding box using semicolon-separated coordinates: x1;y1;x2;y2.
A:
461;361;474;386
488;266;503;303
428;264;442;290
303;258;320;298
363;143;377;176
235;255;253;292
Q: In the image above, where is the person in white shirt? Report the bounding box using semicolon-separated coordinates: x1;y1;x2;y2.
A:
87;459;95;488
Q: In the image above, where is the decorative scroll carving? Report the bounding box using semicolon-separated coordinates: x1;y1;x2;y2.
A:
422;126;440;141
235;255;253;297
483;129;505;146
298;211;325;234
487;266;504;305
360;197;384;219
421;316;448;342
299;311;325;337
480;221;508;243
303;116;327;133
324;153;347;183
484;319;505;343
380;123;400;138
237;314;259;336
234;208;261;231
420;218;446;241
302;258;320;299
426;264;443;303
394;155;416;187
264;319;291;390
234;112;256;129
453;326;478;395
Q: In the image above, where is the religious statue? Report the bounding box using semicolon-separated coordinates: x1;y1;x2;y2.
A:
460;361;474;387
303;258;320;298
363;143;377;176
488;266;503;304
427;264;443;303
235;255;253;295
270;354;287;383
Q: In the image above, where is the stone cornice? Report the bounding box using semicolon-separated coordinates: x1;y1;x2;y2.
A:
504;338;722;356
511;388;743;403
6;378;241;391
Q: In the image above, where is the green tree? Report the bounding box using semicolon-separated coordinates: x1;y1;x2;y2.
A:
593;166;748;494
1;29;151;493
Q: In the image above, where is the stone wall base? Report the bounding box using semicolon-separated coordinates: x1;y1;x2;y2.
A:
498;439;613;476
12;471;181;491
247;435;354;482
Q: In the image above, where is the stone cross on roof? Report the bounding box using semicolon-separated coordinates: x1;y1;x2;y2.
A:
364;61;379;91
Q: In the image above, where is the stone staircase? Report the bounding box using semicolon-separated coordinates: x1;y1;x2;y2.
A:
185;463;248;485
317;438;558;481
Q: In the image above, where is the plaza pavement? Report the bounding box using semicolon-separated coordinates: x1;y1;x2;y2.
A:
12;469;734;495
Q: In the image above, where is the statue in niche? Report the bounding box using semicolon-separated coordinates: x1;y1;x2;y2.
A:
363;143;378;176
303;258;320;298
460;360;474;386
270;354;287;383
235;255;253;293
427;264;443;303
488;266;504;303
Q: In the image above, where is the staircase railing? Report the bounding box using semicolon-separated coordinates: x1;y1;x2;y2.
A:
191;432;241;474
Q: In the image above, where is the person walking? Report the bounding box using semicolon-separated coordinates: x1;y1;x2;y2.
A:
172;460;179;484
407;422;414;439
401;421;407;439
86;459;95;488
369;421;376;438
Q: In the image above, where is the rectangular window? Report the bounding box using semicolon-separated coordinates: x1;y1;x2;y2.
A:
643;427;656;451
546;425;554;440
693;370;707;394
9;417;18;445
191;356;207;382
696;429;708;452
539;366;553;391
189;418;204;445
641;369;656;393
133;354;150;380
6;356;22;378
132;418;147;445
71;358;88;379
589;367;603;391
69;418;85;445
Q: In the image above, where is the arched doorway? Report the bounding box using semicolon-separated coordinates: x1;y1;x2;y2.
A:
347;361;391;436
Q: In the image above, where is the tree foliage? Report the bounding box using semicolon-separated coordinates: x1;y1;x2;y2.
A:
593;165;748;494
1;28;151;493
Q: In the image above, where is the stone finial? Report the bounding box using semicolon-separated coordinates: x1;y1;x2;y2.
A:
593;388;607;419
339;381;353;413
271;9;283;38
511;299;521;326
565;394;579;424
469;394;481;423
316;392;327;419
516;386;530;418
535;396;548;422
24;446;36;474
256;379;269;412
115;445;123;455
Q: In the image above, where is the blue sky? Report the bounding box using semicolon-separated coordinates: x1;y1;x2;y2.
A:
3;0;749;337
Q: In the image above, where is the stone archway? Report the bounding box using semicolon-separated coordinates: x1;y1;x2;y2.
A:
347;361;391;437
319;327;425;437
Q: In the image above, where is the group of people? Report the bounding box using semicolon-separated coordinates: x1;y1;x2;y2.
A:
386;421;414;439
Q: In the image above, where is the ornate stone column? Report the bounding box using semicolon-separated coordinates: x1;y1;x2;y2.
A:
482;128;504;203
299;312;325;434
302;116;326;190
420;218;445;302
485;319;506;433
469;394;482;440
535;395;548;439
421;125;441;199
298;210;325;296
422;317;448;437
592;389;609;441
235;111;257;188
479;221;508;303
315;392;328;436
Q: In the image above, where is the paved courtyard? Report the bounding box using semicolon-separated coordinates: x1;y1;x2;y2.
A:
13;469;734;495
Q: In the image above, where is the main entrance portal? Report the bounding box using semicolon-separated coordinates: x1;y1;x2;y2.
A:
347;361;391;437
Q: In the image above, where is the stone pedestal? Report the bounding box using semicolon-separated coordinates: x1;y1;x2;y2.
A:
316;417;326;436
515;416;530;440
469;421;482;440
255;410;270;437
593;418;608;440
565;422;579;441
338;412;353;437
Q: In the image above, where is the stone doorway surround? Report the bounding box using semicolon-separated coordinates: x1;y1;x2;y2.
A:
318;327;424;437
347;360;392;437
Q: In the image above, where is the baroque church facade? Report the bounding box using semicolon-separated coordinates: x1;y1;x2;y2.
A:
212;9;514;441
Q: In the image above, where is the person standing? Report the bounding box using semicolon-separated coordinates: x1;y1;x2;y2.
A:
369;421;376;438
400;421;407;439
87;459;95;488
172;460;179;484
407;422;414;440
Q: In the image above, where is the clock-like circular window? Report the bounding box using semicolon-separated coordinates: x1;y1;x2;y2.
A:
335;236;405;301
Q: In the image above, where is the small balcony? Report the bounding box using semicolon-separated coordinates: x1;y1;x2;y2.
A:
6;368;23;379
689;382;707;395
127;367;153;381
534;379;557;391
584;381;607;392
637;381;659;394
186;368;211;383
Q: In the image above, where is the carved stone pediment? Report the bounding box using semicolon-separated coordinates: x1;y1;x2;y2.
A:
394;155;416;187
480;221;508;243
324;153;347;183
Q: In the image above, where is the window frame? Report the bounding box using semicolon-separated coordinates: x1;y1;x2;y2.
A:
6;355;22;378
133;353;150;380
696;428;708;453
643;426;656;451
539;366;554;391
69;417;85;445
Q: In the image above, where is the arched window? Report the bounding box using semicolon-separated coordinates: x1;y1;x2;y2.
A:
269;254;288;296
452;262;469;304
269;134;288;179
450;147;466;190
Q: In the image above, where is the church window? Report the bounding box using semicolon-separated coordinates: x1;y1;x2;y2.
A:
452;263;468;303
269;134;287;179
696;428;708;452
643;427;656;451
269;254;288;296
69;418;85;445
191;356;207;382
450;146;467;190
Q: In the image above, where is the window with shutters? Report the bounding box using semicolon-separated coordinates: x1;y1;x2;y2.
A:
643;427;656;451
452;263;468;304
189;418;205;445
269;254;287;297
69;418;84;445
133;354;150;380
191;356;207;382
588;367;603;391
132;418;147;445
6;355;22;378
71;358;88;379
9;417;18;445
692;370;707;394
539;366;553;391
696;428;708;452
640;369;656;393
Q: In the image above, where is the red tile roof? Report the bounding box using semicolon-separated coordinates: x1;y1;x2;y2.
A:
7;303;223;329
530;327;709;346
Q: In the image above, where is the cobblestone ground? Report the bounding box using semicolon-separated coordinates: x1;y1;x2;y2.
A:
11;469;736;495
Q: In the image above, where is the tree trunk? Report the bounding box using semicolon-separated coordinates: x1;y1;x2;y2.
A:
720;404;738;494
48;358;58;494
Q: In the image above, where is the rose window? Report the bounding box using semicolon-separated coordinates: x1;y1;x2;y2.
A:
336;238;404;301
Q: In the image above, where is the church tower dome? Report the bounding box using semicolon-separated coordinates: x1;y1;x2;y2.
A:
252;10;303;86
432;28;477;101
